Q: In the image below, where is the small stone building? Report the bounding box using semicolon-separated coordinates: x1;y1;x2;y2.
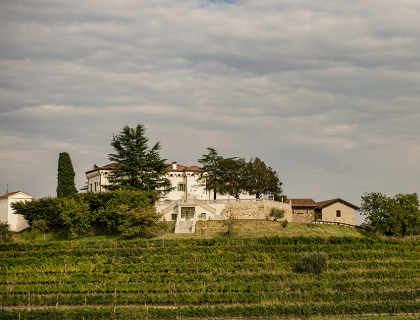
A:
285;199;318;223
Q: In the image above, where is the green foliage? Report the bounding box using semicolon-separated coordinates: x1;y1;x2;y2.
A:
297;251;328;274
361;192;420;237
105;124;170;195
117;204;162;237
220;214;238;237
0;222;12;242
11;196;65;227
56;152;78;198
97;190;157;229
59;198;94;239
245;157;283;198
281;220;288;229
273;193;288;202
269;207;285;221
394;193;420;236
198;148;283;199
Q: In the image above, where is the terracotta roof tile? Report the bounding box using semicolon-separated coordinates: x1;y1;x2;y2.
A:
0;191;21;198
316;198;360;210
285;198;318;207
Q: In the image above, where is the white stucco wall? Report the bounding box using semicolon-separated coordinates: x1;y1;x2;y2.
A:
0;192;32;232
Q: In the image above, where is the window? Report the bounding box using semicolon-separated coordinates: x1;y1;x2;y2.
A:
336;210;341;217
292;209;295;214
178;183;185;191
305;209;308;214
171;214;177;221
90;184;92;192
200;213;206;220
94;182;97;191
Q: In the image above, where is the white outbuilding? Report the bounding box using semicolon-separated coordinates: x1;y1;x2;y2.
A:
0;191;32;231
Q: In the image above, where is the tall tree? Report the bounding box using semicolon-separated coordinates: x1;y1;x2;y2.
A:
56;152;78;198
393;193;420;236
104;124;170;195
245;157;283;199
197;148;225;199
360;192;402;237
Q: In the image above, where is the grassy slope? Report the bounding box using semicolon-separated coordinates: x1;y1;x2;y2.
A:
13;220;371;242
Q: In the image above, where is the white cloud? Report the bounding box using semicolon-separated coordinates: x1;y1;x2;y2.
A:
0;0;419;211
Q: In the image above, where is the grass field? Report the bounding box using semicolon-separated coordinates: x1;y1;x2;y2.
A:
13;220;371;243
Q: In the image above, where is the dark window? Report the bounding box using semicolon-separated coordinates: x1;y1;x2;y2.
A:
336;210;341;217
171;214;177;221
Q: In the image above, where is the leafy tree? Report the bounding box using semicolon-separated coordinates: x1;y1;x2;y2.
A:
117;204;163;237
220;214;238;238
198;149;283;200
104;124;170;195
56;152;78;198
393;193;420;236
273;193;288;202
269;207;285;221
0;222;12;242
59;198;94;239
360;192;403;237
245;157;282;199
297;252;328;274
32;219;49;241
218;157;247;199
281;220;288;230
197;148;225;199
97;190;157;229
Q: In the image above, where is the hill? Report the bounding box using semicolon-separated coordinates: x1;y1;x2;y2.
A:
13;220;370;242
1;235;420;319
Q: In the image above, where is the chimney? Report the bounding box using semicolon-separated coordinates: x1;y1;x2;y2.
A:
172;161;177;170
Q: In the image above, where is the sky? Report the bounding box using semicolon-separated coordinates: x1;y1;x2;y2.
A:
0;0;419;225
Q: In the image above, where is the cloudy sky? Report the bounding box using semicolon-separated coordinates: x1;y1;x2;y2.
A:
1;0;419;224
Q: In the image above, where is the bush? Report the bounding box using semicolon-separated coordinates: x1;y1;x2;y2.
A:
281;220;288;229
0;222;12;242
269;208;285;221
297;252;328;274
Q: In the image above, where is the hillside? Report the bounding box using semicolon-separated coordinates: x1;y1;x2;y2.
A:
1;236;420;319
14;221;370;242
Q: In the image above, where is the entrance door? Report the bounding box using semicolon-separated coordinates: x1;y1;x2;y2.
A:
181;207;195;221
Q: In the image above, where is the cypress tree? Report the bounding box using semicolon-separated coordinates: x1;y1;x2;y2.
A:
56;152;78;198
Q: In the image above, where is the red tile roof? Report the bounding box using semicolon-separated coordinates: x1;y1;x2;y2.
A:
0;191;21;198
286;198;318;207
316;198;359;210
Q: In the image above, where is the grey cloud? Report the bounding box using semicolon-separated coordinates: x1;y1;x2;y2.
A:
0;0;419;212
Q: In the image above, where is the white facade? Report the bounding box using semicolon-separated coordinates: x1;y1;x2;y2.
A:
0;191;32;232
85;161;257;226
85;161;256;202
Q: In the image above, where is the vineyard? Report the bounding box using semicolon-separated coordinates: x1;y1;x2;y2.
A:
1;236;420;319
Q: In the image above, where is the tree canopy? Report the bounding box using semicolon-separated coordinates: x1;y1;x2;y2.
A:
360;192;420;237
198;148;283;199
56;152;78;198
105;124;170;195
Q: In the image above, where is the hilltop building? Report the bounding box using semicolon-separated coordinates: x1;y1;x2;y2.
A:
286;198;359;226
0;190;32;231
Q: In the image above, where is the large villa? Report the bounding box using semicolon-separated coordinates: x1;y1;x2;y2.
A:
85;161;359;233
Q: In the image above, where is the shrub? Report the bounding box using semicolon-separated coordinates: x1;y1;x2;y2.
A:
269;208;285;221
297;252;328;274
281;220;288;229
0;222;12;242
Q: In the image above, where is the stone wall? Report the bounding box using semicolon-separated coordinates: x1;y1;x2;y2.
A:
224;203;292;221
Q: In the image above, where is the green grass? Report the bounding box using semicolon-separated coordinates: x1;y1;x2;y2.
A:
12;221;371;243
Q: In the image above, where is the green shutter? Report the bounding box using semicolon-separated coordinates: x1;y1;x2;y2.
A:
177;184;180;191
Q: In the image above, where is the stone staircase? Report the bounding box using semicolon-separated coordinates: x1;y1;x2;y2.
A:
177;221;193;233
